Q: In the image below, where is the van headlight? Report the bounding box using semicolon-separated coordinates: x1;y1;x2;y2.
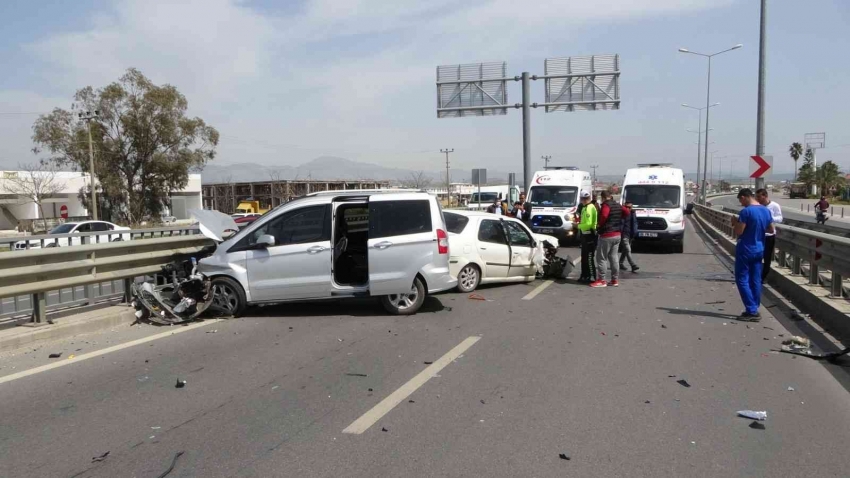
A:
668;212;684;223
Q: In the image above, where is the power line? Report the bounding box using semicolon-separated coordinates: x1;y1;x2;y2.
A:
441;148;454;205
541;155;551;169
590;165;599;185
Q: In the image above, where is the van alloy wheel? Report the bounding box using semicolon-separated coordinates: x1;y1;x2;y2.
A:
387;284;419;310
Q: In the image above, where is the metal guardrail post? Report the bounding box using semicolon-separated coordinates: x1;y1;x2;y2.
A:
777;248;786;268
32;292;46;324
123;278;133;303
793;255;801;275
83;235;96;305
809;252;819;285
831;271;843;298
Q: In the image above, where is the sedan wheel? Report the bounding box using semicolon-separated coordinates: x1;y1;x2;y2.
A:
456;264;480;292
210;277;246;317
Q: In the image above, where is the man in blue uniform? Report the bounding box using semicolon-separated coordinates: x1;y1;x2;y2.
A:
731;189;775;321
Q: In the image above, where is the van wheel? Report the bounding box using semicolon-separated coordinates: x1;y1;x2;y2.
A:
381;277;426;315
210;276;247;317
456;264;480;292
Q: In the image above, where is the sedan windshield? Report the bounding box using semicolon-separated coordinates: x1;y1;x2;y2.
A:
623;185;681;208
49;224;76;234
528;186;578;207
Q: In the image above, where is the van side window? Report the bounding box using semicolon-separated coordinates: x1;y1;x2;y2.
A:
370;200;431;238
478;220;507;244
238;205;330;249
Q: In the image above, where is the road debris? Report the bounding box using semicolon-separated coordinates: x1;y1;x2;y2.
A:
345;373;368;377
468;293;486;301
787;386;795;392
91;451;110;463
381;427;388;432
781;347;850;361
408;400;415;403
206;330;218;334
368;388;373;392
676;379;691;388
644;400;651;404
661;324;667;329
749;421;766;430
175;379;187;388
737;410;767;421
782;336;811;349
156;451;185;478
48;353;62;359
559;453;571;461
423;361;434;365
480;399;486;404
68;354;75;359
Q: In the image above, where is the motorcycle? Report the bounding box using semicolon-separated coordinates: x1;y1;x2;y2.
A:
816;209;828;224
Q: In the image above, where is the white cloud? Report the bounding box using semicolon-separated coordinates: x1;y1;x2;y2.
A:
3;0;735;171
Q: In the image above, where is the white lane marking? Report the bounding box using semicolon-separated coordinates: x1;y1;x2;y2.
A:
342;336;481;435
522;280;553;300
0;319;223;385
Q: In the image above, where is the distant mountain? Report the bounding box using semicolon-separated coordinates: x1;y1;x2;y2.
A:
200;156;518;185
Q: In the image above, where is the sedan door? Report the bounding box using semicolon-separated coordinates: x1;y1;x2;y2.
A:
476;219;510;279
240;205;332;302
504;220;536;278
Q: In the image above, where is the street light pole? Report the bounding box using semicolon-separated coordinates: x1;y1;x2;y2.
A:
754;0;767;192
679;44;742;204
79;110;100;220
441;148;454;206
683;103;717;195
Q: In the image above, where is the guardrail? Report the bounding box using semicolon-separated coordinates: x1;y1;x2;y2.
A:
717;204;850;240
694;204;850;299
0;225;203;252
0;234;214;325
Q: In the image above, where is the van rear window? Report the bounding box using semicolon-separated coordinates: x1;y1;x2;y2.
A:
370;200;432;238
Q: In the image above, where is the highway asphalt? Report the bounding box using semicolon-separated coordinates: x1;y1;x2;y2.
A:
2;219;850;477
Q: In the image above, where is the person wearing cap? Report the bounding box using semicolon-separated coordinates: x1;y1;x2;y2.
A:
731;188;775;320
619;200;640;273
577;190;597;283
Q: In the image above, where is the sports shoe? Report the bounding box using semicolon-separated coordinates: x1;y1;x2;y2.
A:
590;280;608;288
738;311;761;322
619;263;626;271
608;279;619;287
631;266;640;273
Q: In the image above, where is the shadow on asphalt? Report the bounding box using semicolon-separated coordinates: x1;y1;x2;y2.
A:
656;306;739;320
243;296;450;318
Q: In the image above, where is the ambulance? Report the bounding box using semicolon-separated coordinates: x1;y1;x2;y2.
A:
526;167;592;244
621;164;685;253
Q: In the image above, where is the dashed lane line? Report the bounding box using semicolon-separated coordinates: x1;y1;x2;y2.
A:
522;280;554;300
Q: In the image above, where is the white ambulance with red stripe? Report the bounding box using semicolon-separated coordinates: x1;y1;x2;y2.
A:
621;164;685;253
526;167;592;244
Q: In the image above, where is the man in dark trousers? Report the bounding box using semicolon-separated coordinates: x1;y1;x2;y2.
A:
619;200;640;273
756;188;782;281
731;188;775;320
577;191;597;283
591;191;623;288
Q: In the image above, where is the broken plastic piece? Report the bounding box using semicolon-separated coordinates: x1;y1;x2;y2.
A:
676;379;691;388
423;361;434;365
345;373;367;377
381;427;388;432
91;451;110;463
559;453;571;461
468;293;486;301
48;353;62;359
661;324;667;329
175;379;187;389
737;410;767;421
749;421;766;430
782;336;811;348
787;386;795;391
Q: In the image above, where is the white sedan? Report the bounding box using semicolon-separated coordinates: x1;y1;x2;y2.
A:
14;221;131;250
444;211;559;292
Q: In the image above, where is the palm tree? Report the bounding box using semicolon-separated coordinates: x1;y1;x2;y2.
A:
789;142;803;181
816;161;845;197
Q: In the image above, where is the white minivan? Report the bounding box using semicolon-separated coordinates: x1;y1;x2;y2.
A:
467;185;521;211
621;164;686;253
197;190;457;315
526;167;592;244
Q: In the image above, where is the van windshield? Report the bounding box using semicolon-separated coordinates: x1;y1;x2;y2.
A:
623;185;681;208
528;186;578;207
470;192;499;203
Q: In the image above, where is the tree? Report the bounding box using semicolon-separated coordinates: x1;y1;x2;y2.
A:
797;148;816;191
401;171;432;189
789;142;803;181
3;163;65;232
32;68;219;224
816;161;845;196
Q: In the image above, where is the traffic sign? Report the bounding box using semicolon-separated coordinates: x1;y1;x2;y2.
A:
59;205;68;219
749;155;772;178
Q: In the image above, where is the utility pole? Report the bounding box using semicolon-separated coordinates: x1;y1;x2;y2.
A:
541;155;551;169
441;148;454;206
78;110;99;220
590;165;599;187
754;0;767;192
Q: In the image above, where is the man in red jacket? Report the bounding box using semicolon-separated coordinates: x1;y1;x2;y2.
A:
591;191;623;288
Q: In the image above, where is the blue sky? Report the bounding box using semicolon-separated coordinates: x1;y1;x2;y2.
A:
0;0;848;179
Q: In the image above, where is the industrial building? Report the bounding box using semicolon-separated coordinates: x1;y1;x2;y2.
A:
202;179;390;213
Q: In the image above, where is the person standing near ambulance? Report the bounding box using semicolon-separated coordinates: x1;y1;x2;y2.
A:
577;191;597;283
